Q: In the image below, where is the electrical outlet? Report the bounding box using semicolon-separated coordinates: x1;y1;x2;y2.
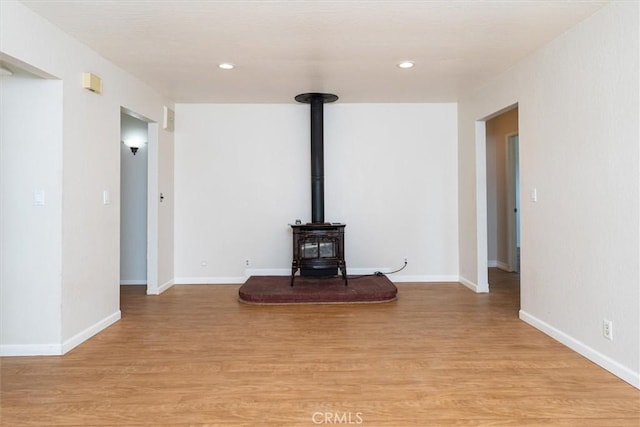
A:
603;319;613;341
404;257;408;264
245;259;250;267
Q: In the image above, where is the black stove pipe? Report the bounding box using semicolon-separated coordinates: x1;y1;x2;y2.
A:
309;96;325;224
295;92;338;224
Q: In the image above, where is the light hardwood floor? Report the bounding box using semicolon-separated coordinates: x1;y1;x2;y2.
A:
2;269;638;426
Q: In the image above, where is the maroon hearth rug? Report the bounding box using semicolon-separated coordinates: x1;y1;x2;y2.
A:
238;275;398;305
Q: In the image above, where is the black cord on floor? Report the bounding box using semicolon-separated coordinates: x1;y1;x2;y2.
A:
349;260;408;280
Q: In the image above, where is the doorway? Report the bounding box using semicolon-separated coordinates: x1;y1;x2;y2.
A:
120;111;149;289
484;105;519;291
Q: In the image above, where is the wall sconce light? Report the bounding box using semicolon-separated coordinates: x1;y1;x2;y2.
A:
122;139;146;155
82;72;103;94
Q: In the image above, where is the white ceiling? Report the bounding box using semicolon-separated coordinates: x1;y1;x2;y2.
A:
21;0;608;103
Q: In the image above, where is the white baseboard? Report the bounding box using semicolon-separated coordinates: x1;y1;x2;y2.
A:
520;310;640;389
392;275;459;283
497;261;510;271
174;276;246;285
0;343;63;356
346;267;390;275
243;268;428;278
176;272;462;285
459;276;478;292
62;310;121;354
1;311;121;356
244;267;460;284
245;268;290;277
488;260;511;271
244;266;461;284
153;278;175;295
120;280;146;285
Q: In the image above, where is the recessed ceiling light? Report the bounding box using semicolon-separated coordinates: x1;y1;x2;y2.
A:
218;63;235;70
397;61;415;69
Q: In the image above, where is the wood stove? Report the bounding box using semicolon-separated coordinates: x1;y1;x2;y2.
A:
291;223;347;286
291;92;347;286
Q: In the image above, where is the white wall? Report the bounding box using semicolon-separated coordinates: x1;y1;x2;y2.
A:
175;103;458;283
120;113;148;284
0;0;175;353
0;70;63;354
458;1;639;387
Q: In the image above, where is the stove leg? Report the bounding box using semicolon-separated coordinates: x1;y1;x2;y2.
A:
340;262;348;286
291;264;297;287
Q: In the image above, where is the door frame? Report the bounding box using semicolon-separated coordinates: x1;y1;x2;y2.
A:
505;132;520;273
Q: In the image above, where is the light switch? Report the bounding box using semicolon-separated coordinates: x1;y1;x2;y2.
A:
530;188;538;202
34;190;45;206
103;190;110;205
